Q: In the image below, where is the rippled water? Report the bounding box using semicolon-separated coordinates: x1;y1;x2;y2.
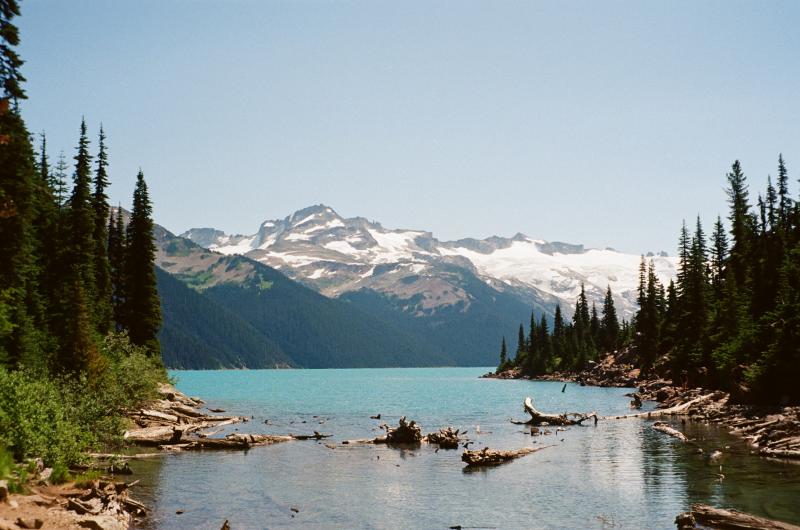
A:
129;368;800;529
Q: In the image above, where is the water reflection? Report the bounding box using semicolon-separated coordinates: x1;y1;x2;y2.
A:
128;368;800;529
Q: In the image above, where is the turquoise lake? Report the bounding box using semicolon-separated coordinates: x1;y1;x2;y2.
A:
130;368;800;529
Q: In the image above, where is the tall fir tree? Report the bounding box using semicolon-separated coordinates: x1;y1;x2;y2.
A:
52;151;68;207
108;206;127;331
92;125;112;333
124;171;161;356
0;1;37;367
600;285;619;352
65;119;97;311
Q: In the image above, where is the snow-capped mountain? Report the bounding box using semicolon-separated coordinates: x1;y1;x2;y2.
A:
182;204;676;319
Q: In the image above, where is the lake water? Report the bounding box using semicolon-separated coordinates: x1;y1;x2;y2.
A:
130;368;800;529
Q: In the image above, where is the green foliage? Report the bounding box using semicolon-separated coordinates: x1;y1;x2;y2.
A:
630;157;800;403
0;334;166;469
123;171;162;356
0;368;92;469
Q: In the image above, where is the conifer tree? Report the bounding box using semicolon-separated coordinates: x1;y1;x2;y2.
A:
0;0;25;103
108;206;127;331
498;337;507;369
777;154;791;230
516;323;526;359
92;126;112;333
52;151;68;207
65;119;97;311
0;1;37;366
124;171;161;356
710;216;728;299
536;314;551;373
600;285;619;352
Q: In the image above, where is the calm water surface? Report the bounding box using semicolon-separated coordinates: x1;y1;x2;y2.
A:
130;368;800;529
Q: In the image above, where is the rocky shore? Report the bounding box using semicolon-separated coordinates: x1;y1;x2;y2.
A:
486;351;800;461
0;382;298;530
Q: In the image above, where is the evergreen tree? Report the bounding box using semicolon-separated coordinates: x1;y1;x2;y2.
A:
589;302;600;347
92;125;112;333
776;154;791;230
108;206;127;331
600;285;619;352
725;160;753;288
65;119;96;311
498;336;507;370
52;151;68;207
552;304;567;368
536;314;551;373
0;2;37;366
124;171;161;356
516;323;526;359
710;216;728;300
0;0;25;103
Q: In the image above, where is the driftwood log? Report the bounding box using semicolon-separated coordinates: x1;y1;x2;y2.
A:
511;397;598;426
344;417;423;445
653;421;689;442
425;427;464;449
462;445;550;467
676;504;800;530
605;392;724;420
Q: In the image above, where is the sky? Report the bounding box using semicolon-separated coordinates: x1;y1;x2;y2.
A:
16;0;800;254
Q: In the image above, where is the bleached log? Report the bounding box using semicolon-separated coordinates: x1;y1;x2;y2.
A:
290;431;332;440
137;409;179;424
462;445;550;467
653;421;689;442
123;426;183;446
759;448;800;460
511;396;598;426
681;504;800;530
604;392;721;420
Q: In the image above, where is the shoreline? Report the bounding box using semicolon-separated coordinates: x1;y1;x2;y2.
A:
484;353;800;461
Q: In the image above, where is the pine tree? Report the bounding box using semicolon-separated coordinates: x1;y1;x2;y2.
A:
552;304;567;368
0;0;25;103
600;285;619;352
124;171;161;356
766;176;778;232
590;302;600;347
710;216;728;300
52;151;69;207
536;314;551;373
725;160;753;288
65;119;97;312
0;2;37;366
108;206;127;331
776;154;791;230
498;337;507;370
92;125;112;333
517;323;526;359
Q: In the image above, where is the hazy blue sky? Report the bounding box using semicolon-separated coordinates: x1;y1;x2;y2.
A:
17;0;800;254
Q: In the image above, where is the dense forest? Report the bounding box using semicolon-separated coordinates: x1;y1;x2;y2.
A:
0;0;165;477
498;157;800;404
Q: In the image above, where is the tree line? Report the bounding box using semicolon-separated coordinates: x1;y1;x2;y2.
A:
0;0;162;378
631;158;800;403
497;283;625;376
497;157;800;405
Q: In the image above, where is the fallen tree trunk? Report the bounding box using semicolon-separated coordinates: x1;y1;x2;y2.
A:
653;421;689;442
511;397;598;426
123;426;183;446
676;504;800;530
605;392;723;420
462;445;550;467
425;427;463;449
290;431;332;441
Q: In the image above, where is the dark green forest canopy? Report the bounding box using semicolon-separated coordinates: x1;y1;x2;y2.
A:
499;157;800;405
